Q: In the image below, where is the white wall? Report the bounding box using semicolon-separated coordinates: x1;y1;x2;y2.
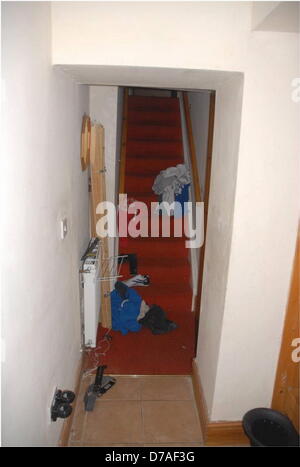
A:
196;75;244;415
210;29;300;420
252;2;299;32
51;1;251;71
251;1;280;30
1;2;90;446
89;86;120;260
9;1;300;423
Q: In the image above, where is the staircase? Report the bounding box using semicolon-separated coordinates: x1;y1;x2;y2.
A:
124;95;192;313
90;94;195;375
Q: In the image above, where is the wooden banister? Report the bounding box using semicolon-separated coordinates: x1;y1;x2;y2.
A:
183;92;202;203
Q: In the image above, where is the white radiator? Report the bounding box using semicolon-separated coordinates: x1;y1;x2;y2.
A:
80;241;101;348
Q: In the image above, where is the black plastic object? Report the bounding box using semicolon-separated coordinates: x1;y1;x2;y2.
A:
51;389;75;422
84;365;116;412
243;408;299;447
81;237;99;261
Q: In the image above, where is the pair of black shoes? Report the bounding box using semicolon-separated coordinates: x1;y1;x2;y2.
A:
51;390;75;422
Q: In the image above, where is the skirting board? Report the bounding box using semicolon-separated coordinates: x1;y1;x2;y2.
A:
58;353;84;447
206;421;249;447
191;359;249;447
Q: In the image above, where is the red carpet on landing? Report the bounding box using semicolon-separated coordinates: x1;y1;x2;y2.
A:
87;95;195;375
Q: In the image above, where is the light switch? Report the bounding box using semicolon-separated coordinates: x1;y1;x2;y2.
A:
60;218;68;239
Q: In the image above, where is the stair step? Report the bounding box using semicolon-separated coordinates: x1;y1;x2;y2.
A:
119;217;191;240
126;166;177;178
125;174;154;194
128;95;179;112
120;222;190;242
140;262;190;285
140;255;189;268
125;155;182;174
123;236;188;259
124;192;155;204
127;125;182;141
136;283;192;302
128;110;181;126
126;153;182;161
126;140;183;158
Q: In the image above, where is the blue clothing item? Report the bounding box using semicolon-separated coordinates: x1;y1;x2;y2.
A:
110;285;142;335
175;183;190;217
157;183;190;218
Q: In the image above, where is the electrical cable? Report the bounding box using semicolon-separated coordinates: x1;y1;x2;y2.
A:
83;328;112;379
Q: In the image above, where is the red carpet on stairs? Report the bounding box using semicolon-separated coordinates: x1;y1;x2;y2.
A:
86;94;195;375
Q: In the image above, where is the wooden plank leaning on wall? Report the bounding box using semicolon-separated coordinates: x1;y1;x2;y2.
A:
81;114;91;171
272;226;300;432
119;88;129;194
90;123;112;329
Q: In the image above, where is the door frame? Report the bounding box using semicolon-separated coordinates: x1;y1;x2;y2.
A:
271;226;299;431
194;91;216;351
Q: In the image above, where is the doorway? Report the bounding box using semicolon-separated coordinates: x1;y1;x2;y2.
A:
68;64;244;379
85;85;216;374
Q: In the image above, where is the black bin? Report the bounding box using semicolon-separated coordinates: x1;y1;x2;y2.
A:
243;408;299;447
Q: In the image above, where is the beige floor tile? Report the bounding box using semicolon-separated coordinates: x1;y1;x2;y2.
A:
84;400;144;445
140;376;194;401
69;376;92;443
100;376;141;401
68;374;204;447
142;401;202;444
69;406;87;443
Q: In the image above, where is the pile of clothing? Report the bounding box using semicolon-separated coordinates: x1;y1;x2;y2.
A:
110;280;177;336
152;164;191;216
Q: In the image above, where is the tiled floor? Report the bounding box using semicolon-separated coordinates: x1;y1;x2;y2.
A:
68;374;203;447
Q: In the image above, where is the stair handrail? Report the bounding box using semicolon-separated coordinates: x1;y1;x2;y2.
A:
182;92;202;203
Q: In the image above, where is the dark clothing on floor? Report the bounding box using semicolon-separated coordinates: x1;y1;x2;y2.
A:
138;305;177;335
